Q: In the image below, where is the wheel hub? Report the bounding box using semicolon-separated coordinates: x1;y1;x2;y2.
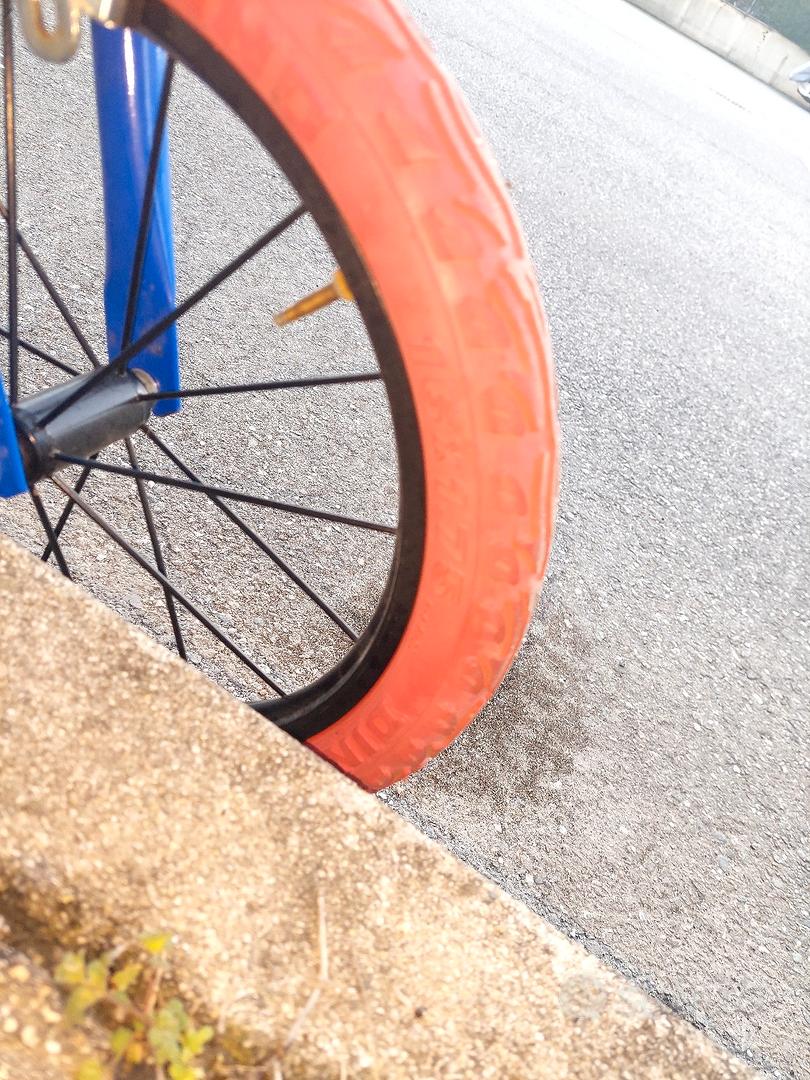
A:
12;366;155;484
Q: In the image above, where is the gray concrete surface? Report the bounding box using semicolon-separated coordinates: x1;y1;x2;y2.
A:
0;536;756;1079
626;0;810;104
0;0;806;1077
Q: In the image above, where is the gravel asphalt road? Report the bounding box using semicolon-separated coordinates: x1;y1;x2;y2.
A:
389;2;810;1076
0;1;806;1077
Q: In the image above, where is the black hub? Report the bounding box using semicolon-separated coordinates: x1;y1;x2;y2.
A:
12;367;155;484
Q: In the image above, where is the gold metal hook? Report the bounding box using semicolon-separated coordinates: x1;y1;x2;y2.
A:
16;0;81;62
14;0;130;63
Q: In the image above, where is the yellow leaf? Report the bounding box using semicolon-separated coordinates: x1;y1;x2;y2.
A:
182;1025;214;1057
110;1026;134;1058
55;951;85;987
125;1039;145;1065
66;985;104;1024
168;1064;201;1080
84;959;109;994
75;1057;106;1080
111;962;142;993
140;931;172;956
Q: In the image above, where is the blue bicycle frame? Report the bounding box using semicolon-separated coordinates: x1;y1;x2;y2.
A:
0;24;180;498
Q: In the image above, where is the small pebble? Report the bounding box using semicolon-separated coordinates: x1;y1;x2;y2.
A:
2;1017;18;1035
20;1024;39;1048
44;1039;61;1055
8;964;30;983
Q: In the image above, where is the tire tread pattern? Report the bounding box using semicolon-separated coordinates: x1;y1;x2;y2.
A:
164;0;560;789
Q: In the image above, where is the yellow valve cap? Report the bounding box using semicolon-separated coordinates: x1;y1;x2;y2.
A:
274;270;353;327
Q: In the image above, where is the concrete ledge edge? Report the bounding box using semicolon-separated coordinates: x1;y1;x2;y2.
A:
625;0;810;105
0;537;756;1077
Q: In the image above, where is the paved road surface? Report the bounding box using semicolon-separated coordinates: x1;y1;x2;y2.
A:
388;2;809;1076
0;1;806;1076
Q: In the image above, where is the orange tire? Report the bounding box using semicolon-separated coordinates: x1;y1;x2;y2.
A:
157;0;559;790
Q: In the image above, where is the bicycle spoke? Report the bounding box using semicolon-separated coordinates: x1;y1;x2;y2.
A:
41;65;172;581
41;460;94;562
51;475;286;695
112;60;186;657
30;486;71;578
0;205;102;370
13;89;161;551
2;0;19;402
39;204;307;427
0;326;80;376
141;425;358;642
53;452;398;535
124;436;187;659
121;58;175;348
139;370;382;403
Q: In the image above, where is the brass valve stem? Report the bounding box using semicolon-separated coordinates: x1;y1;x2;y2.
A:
274;270;353;327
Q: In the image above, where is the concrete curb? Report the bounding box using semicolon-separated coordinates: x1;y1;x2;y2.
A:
625;0;810;105
0;537;755;1078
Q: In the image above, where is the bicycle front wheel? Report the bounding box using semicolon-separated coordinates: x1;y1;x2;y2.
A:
0;0;558;790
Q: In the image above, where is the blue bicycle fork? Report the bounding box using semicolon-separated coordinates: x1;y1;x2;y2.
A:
0;24;180;499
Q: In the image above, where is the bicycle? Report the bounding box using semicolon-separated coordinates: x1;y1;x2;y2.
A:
0;0;559;791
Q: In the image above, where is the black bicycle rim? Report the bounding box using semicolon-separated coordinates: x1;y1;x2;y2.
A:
131;3;427;741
